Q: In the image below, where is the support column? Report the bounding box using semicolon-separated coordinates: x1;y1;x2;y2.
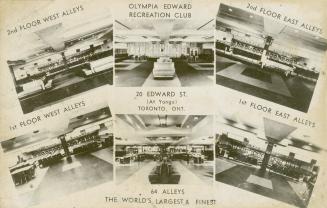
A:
60;52;69;71
263;36;273;51
260;142;274;172
260;36;273;68
59;134;72;162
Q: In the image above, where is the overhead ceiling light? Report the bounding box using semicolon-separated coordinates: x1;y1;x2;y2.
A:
228;8;233;12
194;116;199;121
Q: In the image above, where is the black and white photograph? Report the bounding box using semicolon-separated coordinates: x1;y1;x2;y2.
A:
215;114;322;208
115;114;213;185
7;5;113;114
215;3;327;112
0;104;114;207
114;19;214;87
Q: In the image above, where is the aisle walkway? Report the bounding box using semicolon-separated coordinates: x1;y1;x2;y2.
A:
215;55;315;112
18;153;113;207
115;59;213;87
117;160;212;186
215;158;306;208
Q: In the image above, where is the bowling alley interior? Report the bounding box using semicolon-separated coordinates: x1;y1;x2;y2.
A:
115;114;214;185
215;4;327;112
115;19;214;87
7;13;113;113
215;115;322;208
0;105;113;207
